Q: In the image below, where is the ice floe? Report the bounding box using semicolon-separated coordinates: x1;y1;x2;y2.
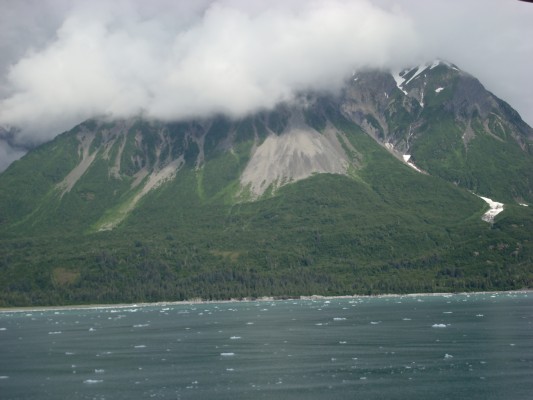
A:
333;317;346;321
83;379;103;384
435;87;444;93
432;324;447;328
220;352;235;356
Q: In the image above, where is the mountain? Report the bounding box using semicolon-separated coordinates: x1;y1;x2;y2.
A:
1;60;532;306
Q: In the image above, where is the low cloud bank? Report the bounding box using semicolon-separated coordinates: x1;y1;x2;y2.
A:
0;0;532;170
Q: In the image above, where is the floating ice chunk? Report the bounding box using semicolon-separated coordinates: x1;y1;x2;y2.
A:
0;328;6;331
134;345;146;349
519;203;528;207
476;314;484;317
95;369;105;374
443;311;453;314
83;380;103;384
333;317;346;321
246;322;254;325
133;324;150;328
339;341;347;344
402;318;412;321
230;336;241;340
432;324;447;328
0;376;9;379
221;352;235;356
48;331;62;335
435;87;444;93
444;354;453;359
226;368;235;372
370;321;381;325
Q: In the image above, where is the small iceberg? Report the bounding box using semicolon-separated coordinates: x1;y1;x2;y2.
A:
83;379;103;384
444;353;453;359
432;324;447;328
333;317;346;321
220;352;235;357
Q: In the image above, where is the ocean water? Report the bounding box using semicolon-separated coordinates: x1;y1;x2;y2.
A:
1;293;532;399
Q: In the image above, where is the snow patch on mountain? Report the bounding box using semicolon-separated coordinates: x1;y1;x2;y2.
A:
404;64;429;86
476;195;504;223
240;124;349;198
402;154;424;173
391;71;408;95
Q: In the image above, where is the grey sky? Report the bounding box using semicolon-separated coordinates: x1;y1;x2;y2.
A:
0;0;532;171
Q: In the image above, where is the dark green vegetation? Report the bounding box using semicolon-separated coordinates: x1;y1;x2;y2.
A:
1;62;532;306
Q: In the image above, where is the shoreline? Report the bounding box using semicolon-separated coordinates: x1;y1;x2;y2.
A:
0;289;530;313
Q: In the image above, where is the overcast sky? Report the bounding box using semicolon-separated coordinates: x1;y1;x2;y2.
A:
0;0;532;170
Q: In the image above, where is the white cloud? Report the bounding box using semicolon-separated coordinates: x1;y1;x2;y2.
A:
0;0;532;169
0;0;419;144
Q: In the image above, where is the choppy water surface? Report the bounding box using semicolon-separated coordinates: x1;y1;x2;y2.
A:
1;293;532;399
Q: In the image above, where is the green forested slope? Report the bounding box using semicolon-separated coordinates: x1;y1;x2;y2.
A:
1;63;532;306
